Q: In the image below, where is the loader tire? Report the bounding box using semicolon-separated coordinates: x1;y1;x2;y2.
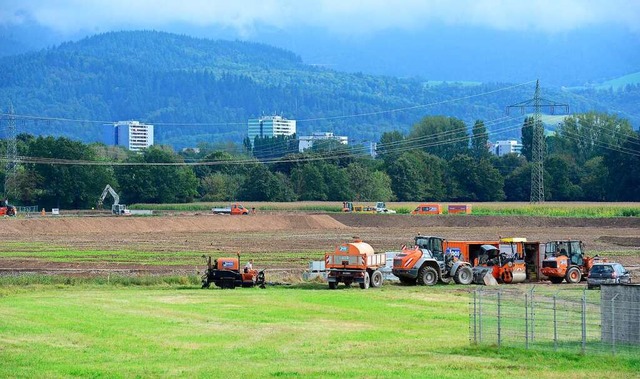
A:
454;266;473;285
565;266;582;284
549;276;564;284
328;281;338;290
370;270;383;288
359;272;370;289
417;266;438;286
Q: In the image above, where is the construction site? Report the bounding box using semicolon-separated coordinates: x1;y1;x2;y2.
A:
1;211;639;281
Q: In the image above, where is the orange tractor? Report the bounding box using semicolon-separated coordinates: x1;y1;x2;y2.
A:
472;238;528;284
541;240;605;283
201;255;265;289
325;238;386;289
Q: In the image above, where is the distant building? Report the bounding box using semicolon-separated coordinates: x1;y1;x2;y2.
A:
103;121;154;151
247;115;296;146
298;132;348;152
491;140;522;157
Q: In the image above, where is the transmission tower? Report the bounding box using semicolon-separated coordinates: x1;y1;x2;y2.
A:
506;80;568;203
3;102;18;198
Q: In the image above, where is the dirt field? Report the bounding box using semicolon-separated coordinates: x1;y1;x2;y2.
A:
1;213;639;276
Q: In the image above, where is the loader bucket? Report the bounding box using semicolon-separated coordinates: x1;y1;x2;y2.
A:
472;267;498;286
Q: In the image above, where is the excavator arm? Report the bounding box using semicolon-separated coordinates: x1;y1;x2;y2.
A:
97;185;120;208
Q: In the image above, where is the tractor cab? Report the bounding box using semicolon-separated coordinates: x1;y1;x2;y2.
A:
545;240;584;266
414;236;445;261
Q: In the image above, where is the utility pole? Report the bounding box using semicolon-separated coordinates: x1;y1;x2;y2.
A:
3;102;18;198
507;80;568;203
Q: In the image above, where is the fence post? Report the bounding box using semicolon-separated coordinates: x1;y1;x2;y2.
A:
525;292;529;350
478;288;483;344
581;289;587;354
497;290;502;348
530;287;535;342
472;289;477;344
553;293;558;351
612;294;619;356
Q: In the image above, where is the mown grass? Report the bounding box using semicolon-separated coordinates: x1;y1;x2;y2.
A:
128;201;640;218
0;282;637;378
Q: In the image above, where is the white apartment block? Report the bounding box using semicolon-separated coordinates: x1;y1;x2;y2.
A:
104;121;154;151
247;115;296;146
491;140;523;157
298;132;348;152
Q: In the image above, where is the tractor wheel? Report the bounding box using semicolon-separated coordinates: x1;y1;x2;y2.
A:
328;281;338;290
370;270;383;288
549;276;564;284
440;275;452;284
359;272;370;289
454;266;473;285
565;266;582;284
417;266;438;286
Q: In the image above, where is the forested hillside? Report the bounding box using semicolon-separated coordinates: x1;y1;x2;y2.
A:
0;30;637;150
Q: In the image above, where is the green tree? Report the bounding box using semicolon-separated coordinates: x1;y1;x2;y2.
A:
448;155;505;201
116;146;197;204
520;116;534;161
471;120;490;159
544;154;582;201
408;116;469;160
580;157;609;201
557;112;635;165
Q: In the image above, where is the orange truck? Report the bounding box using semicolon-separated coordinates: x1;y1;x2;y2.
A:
411;203;442;215
212;203;249;215
325;238;386;289
541;240;605;283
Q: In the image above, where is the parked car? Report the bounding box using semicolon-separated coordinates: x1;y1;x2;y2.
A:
587;262;631;289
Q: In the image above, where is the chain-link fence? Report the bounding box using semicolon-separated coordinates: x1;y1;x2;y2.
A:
469;285;640;355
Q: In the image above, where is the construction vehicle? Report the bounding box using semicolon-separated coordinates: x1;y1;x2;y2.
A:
411;203;442;215
541;240;605;284
97;185;130;215
375;202;396;214
0;197;17;216
212;203;249;215
392;235;474;285
325;238;386;289
471;238;528;285
201;254;265;289
342;202;376;213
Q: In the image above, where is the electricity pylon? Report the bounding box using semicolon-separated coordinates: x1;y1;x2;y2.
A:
507;80;569;203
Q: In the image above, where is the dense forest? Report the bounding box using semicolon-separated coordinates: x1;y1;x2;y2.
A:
2;112;639;209
0;30;638;151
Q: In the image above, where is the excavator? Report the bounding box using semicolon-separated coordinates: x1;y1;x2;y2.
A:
97;185;130;215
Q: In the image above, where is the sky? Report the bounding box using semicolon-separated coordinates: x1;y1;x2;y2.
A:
2;0;640;37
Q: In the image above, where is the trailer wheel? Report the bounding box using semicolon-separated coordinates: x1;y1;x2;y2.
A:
549;276;564;284
417;266;438;286
565;266;582;283
370;270;383;288
454;266;473;285
328;281;338;290
359;272;370;289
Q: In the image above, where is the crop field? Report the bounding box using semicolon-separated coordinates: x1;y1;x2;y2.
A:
1;204;639;377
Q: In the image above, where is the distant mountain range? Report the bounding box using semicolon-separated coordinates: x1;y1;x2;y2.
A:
0;30;638;149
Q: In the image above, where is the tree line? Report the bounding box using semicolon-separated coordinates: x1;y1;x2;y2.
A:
1;112;638;209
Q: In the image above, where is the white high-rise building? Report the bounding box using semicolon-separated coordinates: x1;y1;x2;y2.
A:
104;121;154;151
491;140;522;157
247;115;296;146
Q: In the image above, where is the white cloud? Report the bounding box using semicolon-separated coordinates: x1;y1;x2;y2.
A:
2;0;639;35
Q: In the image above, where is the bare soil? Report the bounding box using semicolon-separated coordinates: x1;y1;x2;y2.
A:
1;213;639;276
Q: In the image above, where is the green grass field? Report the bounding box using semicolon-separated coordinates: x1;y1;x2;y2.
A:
128;201;640;218
0;282;638;378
